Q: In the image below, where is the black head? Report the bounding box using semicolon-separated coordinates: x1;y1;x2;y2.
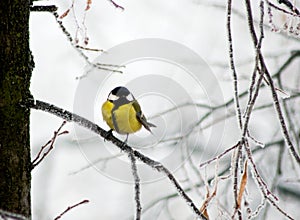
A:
108;86;134;102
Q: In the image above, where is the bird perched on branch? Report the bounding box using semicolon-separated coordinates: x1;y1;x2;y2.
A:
102;86;156;142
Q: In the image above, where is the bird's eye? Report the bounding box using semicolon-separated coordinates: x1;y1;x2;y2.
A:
108;93;119;101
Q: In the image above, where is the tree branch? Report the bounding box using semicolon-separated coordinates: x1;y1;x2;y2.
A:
128;152;142;220
31;121;68;170
54;199;89;220
30;100;207;220
107;0;124;10
30;5;58;12
244;0;300;165
277;0;300;15
50;11;123;78
226;0;243;130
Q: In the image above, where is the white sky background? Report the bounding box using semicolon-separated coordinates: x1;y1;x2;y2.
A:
29;0;300;219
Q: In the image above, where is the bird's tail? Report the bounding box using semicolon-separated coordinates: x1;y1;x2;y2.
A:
142;121;156;134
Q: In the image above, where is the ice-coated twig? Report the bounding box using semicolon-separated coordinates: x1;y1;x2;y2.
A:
30;5;58;12
0;209;28;220
244;139;295;219
51;11;123;79
231;144;242;219
244;0;300;165
128;152;142;220
30;100;207;220
276;0;300;15
267;0;300;17
226;0;243;130
199;142;241;168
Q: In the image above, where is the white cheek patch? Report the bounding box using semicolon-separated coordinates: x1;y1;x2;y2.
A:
126;94;134;102
108;93;119;101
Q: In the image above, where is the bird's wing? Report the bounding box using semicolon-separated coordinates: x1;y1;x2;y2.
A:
132;101;156;132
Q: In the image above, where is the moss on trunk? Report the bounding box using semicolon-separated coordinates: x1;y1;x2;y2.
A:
0;0;33;217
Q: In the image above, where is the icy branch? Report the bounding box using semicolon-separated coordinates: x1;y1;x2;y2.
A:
226;0;243;130
244;0;300;165
30;100;207;220
128;152;142;220
0;209;28;220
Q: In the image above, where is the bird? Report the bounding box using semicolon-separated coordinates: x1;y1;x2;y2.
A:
102;86;156;143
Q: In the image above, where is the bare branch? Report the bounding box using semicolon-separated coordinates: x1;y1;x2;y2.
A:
30;5;58;12
75;45;105;52
232;144;242;220
31;121;68;170
226;0;243;130
244;0;300;164
199;142;240;168
128;152;142;220
244;139;295;219
30;100;207;220
51;11;123;79
277;0;300;15
54;199;89;220
107;0;124;10
143;137;288;216
268;1;300;17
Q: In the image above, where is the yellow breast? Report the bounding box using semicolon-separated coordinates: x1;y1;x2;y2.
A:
102;100;142;134
102;100;115;130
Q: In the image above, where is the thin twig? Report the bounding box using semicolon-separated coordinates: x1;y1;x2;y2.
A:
243;1;295;218
277;0;300;15
199;142;241;168
30;5;58;12
75;45;105;52
226;0;243;130
69;153;123;175
277;73;299;156
244;0;300;165
244;0;265;119
128;152;142;220
268;1;300;17
142;138;286;216
231;144;243;220
31;121;68;170
51;11;123;79
54;199;89;220
243;140;294;219
107;0;124;10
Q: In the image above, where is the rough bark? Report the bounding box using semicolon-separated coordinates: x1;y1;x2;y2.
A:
0;0;33;217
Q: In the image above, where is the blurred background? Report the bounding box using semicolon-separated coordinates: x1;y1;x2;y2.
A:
30;0;300;219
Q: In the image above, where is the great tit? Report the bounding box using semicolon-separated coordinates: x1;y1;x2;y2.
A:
102;86;156;142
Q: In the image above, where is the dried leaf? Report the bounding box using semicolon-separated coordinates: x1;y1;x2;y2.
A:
199;188;210;220
59;8;70;19
85;0;92;11
237;160;248;208
201;207;210;220
199;179;218;220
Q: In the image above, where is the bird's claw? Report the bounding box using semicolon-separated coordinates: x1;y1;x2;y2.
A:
104;129;113;142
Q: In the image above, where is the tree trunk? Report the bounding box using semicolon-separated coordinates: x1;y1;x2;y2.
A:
0;0;33;217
